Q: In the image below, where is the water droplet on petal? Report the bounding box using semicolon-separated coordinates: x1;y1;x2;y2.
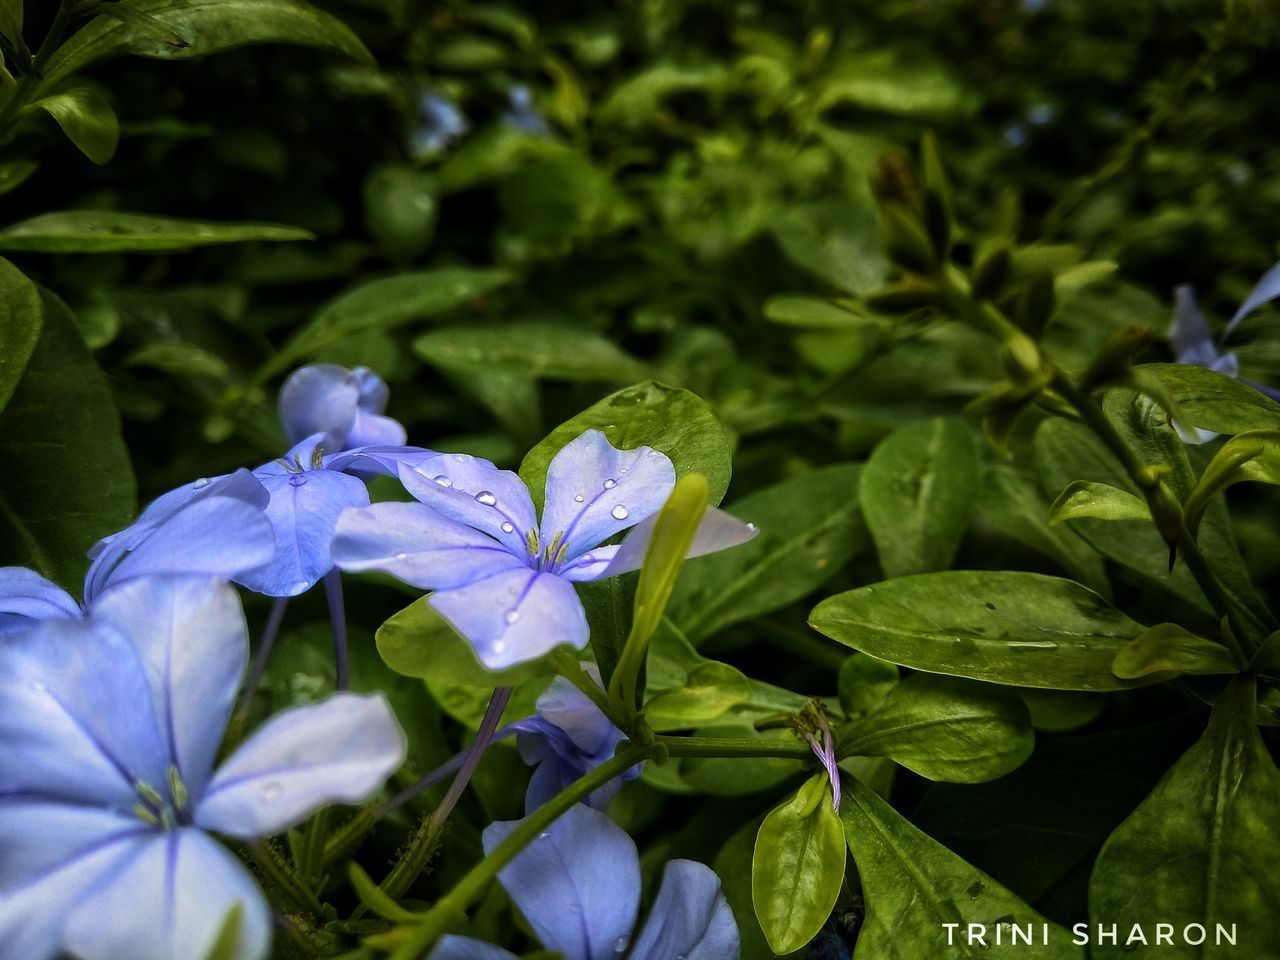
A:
611;505;629;520
292;580;310;593
289;474;307;487
260;782;282;801
538;831;550;840
746;522;758;531
193;478;210;489
453;454;466;462
501;521;515;534
603;478;617;489
493;640;507;654
613;936;630;954
574;494;585;503
30;679;46;692
393;552;409;561
432;475;453;488
475;490;497;506
504;609;520;625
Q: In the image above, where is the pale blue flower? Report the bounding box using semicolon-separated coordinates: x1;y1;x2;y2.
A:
502;85;550;136
430;803;739;960
411;93;469;157
333;429;757;668
279;363;407;451
0;575;406;960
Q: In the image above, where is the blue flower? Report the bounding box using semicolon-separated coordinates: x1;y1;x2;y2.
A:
430;803;739;960
0;575;406;960
411;93;469;158
502;85;550;137
0;469;275;637
279;363;408;452
511;667;640;812
332;429;758;668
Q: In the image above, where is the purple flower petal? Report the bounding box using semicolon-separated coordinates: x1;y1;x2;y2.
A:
90;577;247;798
237;467;370;597
399;454;538;557
429;937;519;960
325;444;437;478
539;430;676;564
1226;259;1280;338
195;693;406;838
483;804;640;960
0;567;80;637
62;829;272;960
280;364;406;451
429;567;589;669
0;617;168;808
1169;286;1221;367
0;801;146;960
627;860;739;960
595;506;759;580
333;502;526;590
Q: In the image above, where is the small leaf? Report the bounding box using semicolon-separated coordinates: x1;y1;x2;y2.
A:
520;381;733;512
202;905;243;960
1048;479;1150;525
0;211;312;253
1090;677;1280;960
28;88;120;164
1139;362;1280;435
643;624;751;731
363;165;437;263
0;0;20;47
810;571;1147;692
0;161;38;195
842;674;1034;783
763;294;873;330
348;863;422;922
0;257;43;413
414;322;648;383
1184;429;1280;535
837;652;899;719
752;774;846;955
1111;623;1239;679
860;417;979;577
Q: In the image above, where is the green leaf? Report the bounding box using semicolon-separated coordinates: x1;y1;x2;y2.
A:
29;87;120;164
841;777;1082;960
1138;362;1280;435
817;54;980;119
752;774;846;955
668;464;868;643
1090;676;1280;959
771;200;887;296
0;211;312;253
0;290;136;589
842;675;1034;783
202;905;244;960
0;0;21;47
1048;479;1150;525
643;624;751;731
363;165;437;263
860;417;979;577
40;0;372;92
810;571;1147;692
348;863;422;922
124;341;229;379
413;322;648;383
0;257;43;413
763;294;874;330
837;652;899;719
1184;429;1280;536
519;381;733;512
259;268;511;381
0;161;38;195
1111;623;1239;680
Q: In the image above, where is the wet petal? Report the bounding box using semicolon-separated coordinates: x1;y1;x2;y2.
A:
559;546;619;582
597;506;758;579
91;577;247;798
62;829;271;960
429;568;588;669
627;860;739;960
0;801;146;960
333;501;525;590
196;693;406;838
0;617;167;807
429;936;518;960
483;804;640;960
237;468;369;596
1226;259;1280;338
0;567;80;637
540;431;676;563
399;454;538;557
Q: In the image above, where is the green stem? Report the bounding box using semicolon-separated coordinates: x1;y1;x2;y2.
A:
657;734;812;760
247;840;324;916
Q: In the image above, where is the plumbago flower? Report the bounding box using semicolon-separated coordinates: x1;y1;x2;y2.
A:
511;667;640;812
0;575;406;960
430;803;739;960
0;469;275;637
332;429;757;668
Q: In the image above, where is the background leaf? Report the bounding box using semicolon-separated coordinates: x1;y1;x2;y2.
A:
0;257;43;413
0;211;312;253
30;87;120;164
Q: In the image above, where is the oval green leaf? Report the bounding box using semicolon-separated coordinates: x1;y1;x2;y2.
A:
0;211;312;254
29;87;120;165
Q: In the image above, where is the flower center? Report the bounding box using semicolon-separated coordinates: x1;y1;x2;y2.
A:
132;765;191;830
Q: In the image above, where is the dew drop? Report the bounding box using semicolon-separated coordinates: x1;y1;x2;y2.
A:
291;580;310;593
475;490;498;506
603;478;617;489
1007;640;1059;651
30;679;46;692
453;454;466;462
193;477;210;489
501;522;515;534
289;474;307;487
746;522;758;531
493;640;507;654
613;936;630;954
574;494;585;503
394;552;409;561
260;782;282;802
432;475;453;488
611;505;629;520
504;609;521;625
538;831;550;840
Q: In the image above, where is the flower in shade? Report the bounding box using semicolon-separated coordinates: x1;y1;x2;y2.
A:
279;363;407;452
429;803;739;960
0;575;406;960
0;469;275;638
511;667;639;812
1170;264;1280;443
332;429;758;669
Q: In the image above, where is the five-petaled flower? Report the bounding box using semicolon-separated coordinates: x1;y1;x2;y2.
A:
0;575;406;960
332;429;757;668
429;803;740;960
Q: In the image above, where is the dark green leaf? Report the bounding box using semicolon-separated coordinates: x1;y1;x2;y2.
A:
837;652;899;719
0;161;38;195
0;211;312;253
0;257;43;412
1048;480;1149;525
1111;623;1239;680
1138;362;1280;435
644;624;751;731
29;87;120;164
413;322;648;383
810;571;1147;692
